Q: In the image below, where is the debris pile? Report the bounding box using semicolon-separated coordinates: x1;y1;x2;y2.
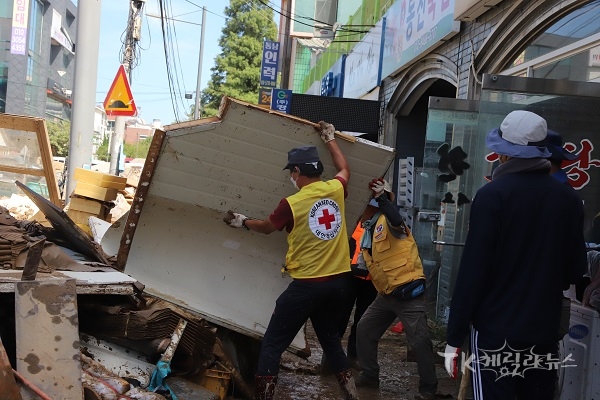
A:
64;168;127;235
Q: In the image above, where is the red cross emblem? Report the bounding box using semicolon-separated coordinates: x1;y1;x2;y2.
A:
318;209;336;230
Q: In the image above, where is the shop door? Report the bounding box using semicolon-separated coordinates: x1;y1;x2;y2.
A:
421;96;479;320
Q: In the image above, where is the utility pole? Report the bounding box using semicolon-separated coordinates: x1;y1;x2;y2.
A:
109;0;146;175
193;7;206;120
66;0;102;202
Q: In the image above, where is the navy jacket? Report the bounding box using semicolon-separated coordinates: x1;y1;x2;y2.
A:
446;169;587;347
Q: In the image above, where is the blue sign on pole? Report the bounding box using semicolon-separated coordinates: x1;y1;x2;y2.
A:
260;41;280;88
270;89;292;114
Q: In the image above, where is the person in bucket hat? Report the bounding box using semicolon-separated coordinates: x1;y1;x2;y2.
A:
546;129;578;184
443;110;587;399
223;121;359;400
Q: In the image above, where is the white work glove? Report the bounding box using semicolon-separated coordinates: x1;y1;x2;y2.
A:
441;344;460;379
316;121;335;143
223;210;249;230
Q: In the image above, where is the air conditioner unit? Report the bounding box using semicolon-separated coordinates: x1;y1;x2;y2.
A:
558;302;600;399
314;0;338;39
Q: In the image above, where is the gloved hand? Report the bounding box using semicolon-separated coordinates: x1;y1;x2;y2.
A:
315;121;335;143
369;178;387;198
442;344;460;379
223;210;249;229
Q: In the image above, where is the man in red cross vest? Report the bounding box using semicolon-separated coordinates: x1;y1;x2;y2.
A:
224;121;358;400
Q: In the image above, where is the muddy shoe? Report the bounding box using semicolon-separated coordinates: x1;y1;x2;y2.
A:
355;372;380;388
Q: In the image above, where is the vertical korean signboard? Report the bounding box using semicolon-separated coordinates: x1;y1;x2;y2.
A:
260;41;280;88
11;0;30;55
270;89;292;114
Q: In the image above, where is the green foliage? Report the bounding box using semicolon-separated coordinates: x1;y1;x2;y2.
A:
124;136;153;159
96;136;110;162
200;0;277;117
46;120;71;157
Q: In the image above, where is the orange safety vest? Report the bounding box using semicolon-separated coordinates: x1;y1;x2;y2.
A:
351;223;371;280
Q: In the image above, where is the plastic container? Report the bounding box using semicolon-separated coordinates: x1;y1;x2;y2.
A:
199;368;231;400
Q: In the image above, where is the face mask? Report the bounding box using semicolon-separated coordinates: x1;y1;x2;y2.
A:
290;171;299;190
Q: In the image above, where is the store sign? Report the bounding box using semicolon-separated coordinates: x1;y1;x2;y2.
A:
47;78;71;103
10;0;30;55
51;9;74;53
381;0;460;79
589;45;600;67
320;57;345;98
344;19;384;99
258;88;272;108
270;89;292;114
260;41;280;88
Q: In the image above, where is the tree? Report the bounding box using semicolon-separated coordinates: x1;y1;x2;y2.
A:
96;136;110;162
200;0;277;117
124;136;153;159
46;120;71;157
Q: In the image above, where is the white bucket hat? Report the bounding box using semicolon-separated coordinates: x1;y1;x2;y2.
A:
486;110;551;158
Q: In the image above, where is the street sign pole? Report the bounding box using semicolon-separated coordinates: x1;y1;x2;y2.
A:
109;0;144;175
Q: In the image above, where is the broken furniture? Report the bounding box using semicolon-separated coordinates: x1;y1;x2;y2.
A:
0;113;61;206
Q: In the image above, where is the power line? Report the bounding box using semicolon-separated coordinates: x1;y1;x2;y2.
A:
257;0;371;34
182;0;227;19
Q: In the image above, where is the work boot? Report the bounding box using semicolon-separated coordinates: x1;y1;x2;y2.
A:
335;368;359;400
255;375;277;400
354;371;380;388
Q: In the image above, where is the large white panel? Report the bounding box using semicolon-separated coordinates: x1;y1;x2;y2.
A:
124;98;395;354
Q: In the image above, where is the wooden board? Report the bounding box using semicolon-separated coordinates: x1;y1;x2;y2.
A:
74;182;118;202
74;168;127;190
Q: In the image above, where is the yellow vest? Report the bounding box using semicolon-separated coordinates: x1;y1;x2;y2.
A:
362;213;424;294
285;179;350;279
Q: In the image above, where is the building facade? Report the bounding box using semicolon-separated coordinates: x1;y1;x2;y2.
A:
1;0;76;121
290;0;600;320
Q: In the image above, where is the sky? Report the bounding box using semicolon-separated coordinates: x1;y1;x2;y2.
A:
96;1;228;125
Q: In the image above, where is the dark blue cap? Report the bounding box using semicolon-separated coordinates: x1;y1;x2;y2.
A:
283;146;321;170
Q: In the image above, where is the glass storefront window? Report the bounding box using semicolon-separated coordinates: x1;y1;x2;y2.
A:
28;0;43;56
506;1;600;83
0;62;6;113
480;74;600;243
514;1;600;66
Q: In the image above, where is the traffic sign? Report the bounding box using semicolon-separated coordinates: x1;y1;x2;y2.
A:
103;65;137;116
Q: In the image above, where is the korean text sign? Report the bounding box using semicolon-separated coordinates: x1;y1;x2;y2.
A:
11;0;30;55
260;41;280;88
270;89;292;114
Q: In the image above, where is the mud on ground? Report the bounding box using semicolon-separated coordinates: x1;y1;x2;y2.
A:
269;321;459;400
